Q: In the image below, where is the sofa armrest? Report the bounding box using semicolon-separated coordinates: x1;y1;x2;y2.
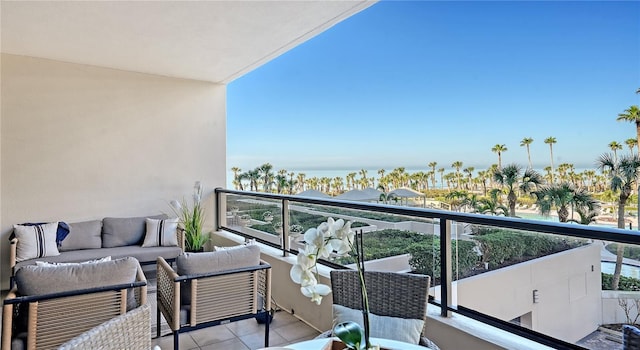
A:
157;257;180;331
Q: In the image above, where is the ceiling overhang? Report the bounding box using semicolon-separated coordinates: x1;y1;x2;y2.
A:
1;1;376;83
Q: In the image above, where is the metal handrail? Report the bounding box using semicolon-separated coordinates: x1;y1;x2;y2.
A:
214;187;637;350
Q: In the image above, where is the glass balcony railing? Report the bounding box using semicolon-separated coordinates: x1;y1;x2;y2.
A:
215;188;640;350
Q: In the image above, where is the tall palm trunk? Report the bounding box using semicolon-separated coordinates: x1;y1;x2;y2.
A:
612;193;629;290
508;191;517;217
526;146;532;169
549;145;555;183
558;205;569;222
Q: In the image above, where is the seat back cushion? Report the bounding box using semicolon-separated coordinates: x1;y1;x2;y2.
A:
176;245;260;304
332;304;424;344
102;214;167;248
13;222;60;262
60;220;103;251
16;256;139;296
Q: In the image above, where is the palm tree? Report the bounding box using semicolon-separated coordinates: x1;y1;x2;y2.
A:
463;167;475;190
296;173;306;192
617;106;640;155
493;164;544;217
377;169;386;188
597;152;640;290
534;182;598;223
520;138;534;169
608;141;623;163
359;169;369;189
346;172;357;190
491;144;507;169
544;137;557;183
451;161;463;189
476;189;509;216
259;163;274;192
428;162;437;188
626;138;638;155
444;190;468;212
438;168;445;190
247;169;261;192
274;174;287;194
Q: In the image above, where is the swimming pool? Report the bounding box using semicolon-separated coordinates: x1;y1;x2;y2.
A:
601;261;640;279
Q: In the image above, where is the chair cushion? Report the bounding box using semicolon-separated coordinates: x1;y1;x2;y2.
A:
142;218;179;247
16;256;139;296
176;245;260;304
13;222;60;262
102;215;167;248
60;220;102;251
332;304;424;344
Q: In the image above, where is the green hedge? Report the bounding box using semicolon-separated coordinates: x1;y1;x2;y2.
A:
408;239;478;278
334;229;432;265
473;230;584;269
602;273;640;291
606;244;640;260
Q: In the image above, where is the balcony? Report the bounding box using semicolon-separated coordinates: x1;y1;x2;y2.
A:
211;188;640;350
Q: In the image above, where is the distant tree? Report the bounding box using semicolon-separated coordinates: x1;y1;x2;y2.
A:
617;105;640;156
259;163;274;192
428;162;438;188
520;137;534;169
491;144;508;169
451;161;464;189
544;137;557;183
231;167;242;190
626;138;638;155
609;141;623;163
438;168;446;190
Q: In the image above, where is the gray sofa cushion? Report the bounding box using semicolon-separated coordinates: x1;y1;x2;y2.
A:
60;220;102;251
16;256;139;296
176;245;260;304
102;214;167;248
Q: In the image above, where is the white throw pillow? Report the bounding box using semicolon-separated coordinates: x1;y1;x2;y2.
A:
142;218;179;247
35;256;112;267
14;222;61;262
332;304;424;344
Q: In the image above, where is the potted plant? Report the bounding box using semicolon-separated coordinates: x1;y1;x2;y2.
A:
289;224;304;237
262;211;274;223
170;181;209;252
273;221;283;234
239;214;252;227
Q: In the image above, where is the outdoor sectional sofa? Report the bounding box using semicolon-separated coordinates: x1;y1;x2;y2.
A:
9;215;184;286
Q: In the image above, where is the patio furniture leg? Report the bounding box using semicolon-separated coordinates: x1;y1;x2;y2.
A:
265;312;270;347
156;307;161;338
174;331;179;350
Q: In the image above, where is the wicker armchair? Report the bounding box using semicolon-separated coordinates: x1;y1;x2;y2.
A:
1;261;147;350
156;255;272;350
322;270;440;350
58;303;152;350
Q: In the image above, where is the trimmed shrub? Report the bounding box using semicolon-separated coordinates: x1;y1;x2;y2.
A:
408;239;478;278
602;273;640;291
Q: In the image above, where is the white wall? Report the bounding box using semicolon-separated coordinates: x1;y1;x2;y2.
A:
456;243;602;343
0;54;227;288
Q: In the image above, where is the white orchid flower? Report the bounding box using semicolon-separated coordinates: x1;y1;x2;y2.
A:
290;264;318;287
301;284;331;305
169;199;182;211
304;227;332;259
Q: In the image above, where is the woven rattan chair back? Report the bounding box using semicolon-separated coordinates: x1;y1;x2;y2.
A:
58;304;151;350
330;270;430;320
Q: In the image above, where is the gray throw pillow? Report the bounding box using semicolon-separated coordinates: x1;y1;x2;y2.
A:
176;245;260;304
102;214;167;248
60;220;102;251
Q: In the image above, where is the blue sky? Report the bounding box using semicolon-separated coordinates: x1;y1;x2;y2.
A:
227;1;639;174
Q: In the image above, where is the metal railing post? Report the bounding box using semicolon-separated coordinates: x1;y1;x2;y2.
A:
282;199;290;257
440;219;452;317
